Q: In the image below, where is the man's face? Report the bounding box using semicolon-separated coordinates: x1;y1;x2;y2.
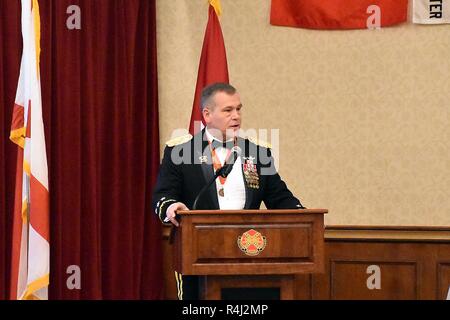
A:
203;91;242;139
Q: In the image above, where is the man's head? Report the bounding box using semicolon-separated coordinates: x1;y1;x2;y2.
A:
201;83;242;140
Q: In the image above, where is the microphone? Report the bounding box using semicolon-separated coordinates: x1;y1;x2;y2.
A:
219;146;242;178
192;146;242;210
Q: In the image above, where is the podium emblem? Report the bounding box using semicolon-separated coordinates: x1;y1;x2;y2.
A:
237;229;267;256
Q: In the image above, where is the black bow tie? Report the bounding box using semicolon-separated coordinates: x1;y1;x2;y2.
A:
211;139;234;150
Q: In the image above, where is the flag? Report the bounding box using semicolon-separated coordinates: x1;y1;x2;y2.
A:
9;0;50;300
188;0;229;135
413;0;450;24
270;0;408;30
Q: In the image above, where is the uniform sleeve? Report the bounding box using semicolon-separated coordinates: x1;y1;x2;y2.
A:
261;148;305;210
152;146;183;223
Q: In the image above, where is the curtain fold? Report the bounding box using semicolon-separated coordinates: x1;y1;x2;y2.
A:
1;0;162;299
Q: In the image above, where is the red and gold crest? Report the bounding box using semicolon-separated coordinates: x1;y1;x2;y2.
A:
237;229;266;256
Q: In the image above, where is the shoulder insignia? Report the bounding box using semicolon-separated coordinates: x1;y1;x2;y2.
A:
165;134;193;147
248;136;272;149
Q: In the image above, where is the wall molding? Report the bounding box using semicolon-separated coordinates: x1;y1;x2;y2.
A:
325;225;450;242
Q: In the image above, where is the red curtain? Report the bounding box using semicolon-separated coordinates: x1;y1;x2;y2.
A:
0;0;162;299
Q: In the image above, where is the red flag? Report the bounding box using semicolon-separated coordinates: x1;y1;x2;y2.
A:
270;0;408;30
189;0;229;135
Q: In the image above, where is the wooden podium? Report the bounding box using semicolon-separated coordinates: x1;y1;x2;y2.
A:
173;209;327;300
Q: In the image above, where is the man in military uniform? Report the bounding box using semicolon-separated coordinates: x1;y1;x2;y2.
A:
152;82;304;300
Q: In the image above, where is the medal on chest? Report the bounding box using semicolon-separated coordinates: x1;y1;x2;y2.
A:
243;157;259;189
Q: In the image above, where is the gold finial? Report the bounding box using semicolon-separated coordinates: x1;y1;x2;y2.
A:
208;0;222;16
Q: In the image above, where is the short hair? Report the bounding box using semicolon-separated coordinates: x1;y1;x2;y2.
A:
200;82;237;111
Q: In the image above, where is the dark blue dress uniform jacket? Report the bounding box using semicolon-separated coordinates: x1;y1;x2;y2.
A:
152;129;304;222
